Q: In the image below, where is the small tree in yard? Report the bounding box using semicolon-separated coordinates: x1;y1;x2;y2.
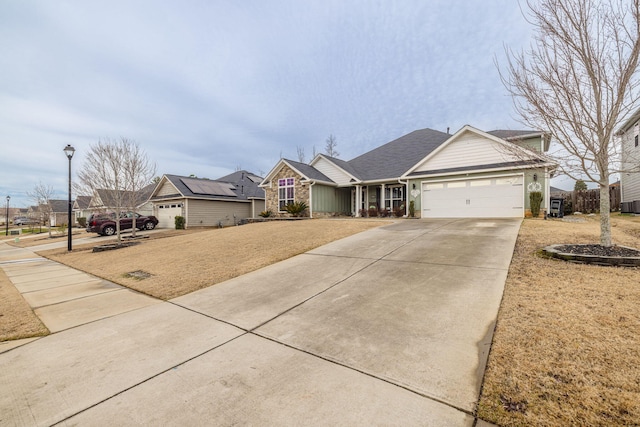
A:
77;137;155;242
27;181;54;237
501;0;640;247
122;140;156;237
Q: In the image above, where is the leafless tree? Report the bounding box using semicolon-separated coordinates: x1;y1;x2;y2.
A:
77;137;155;241
122;140;156;236
27;181;55;237
501;0;640;246
296;145;306;163
325;134;339;158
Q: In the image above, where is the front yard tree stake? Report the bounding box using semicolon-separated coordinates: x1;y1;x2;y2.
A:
501;0;640;246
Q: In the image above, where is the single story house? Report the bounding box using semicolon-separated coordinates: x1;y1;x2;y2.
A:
260;125;556;218
46;199;71;227
149;170;265;228
73;195;93;223
616;108;640;213
87;184;155;217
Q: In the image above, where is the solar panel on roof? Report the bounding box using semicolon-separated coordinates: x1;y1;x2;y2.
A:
180;178;237;197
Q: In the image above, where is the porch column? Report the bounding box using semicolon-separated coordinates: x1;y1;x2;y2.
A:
380;184;385;211
354;185;361;216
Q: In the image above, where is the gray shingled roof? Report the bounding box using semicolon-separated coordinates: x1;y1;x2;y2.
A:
284;159;333;182
48;199;69;213
156;172;264;201
348;128;451;181
216;170;266;199
75;195;92;209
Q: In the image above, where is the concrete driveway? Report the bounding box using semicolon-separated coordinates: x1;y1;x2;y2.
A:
0;218;520;426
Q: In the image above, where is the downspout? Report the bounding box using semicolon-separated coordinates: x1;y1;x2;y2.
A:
308;181;315;218
398;179;409;217
544;167;550;215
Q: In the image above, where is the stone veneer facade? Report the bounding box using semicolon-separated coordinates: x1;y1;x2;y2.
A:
265;164;310;217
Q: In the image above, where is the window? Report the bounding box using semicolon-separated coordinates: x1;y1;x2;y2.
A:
635;135;638;147
384;185;405;209
424;183;444;190
278;178;295;210
470;179;491;187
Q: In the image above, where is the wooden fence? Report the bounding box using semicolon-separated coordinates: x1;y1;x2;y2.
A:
552;186;621;214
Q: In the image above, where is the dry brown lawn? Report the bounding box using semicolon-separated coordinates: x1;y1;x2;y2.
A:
38;219;390;300
478;214;640;427
0;268;49;341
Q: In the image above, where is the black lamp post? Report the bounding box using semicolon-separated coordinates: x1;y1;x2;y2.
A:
63;144;75;251
4;195;9;236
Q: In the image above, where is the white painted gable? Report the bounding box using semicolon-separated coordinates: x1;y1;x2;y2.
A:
412;129;524;173
312;156;353;185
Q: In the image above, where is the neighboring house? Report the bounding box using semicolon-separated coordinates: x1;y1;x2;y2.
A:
260;125;556;218
616;109;640;213
46;199;71;227
148;170;265;228
73;195;93;223
89;184;155;216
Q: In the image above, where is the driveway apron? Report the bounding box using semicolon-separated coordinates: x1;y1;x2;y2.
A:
0;218;519;426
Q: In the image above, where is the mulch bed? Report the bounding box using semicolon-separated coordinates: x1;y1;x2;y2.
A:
554;244;640;257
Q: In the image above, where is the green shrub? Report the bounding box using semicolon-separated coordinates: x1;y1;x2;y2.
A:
259;210;273;218
409;201;415;217
285;201;308;217
175;215;185;230
530;191;543;217
77;217;87;228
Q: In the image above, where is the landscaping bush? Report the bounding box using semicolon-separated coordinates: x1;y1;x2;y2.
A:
358;209;368;217
529;191;543;217
409;201;415;217
77;217;87;228
284;201;308;217
259;210;273;218
174;215;185;230
393;205;405;217
367;207;379;217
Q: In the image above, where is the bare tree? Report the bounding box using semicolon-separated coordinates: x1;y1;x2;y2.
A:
325;134;339;158
27;181;55;237
122;139;156;236
296;145;306;163
501;0;640;246
77;137;154;241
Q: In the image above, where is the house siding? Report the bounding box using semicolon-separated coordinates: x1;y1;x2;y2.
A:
313;158;352;185
621;121;640;203
187;199;251;227
413;130;516;172
157;181;180;197
312;185;351;215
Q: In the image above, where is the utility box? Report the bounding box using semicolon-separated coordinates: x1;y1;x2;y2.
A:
549;197;564;218
9;229;21;236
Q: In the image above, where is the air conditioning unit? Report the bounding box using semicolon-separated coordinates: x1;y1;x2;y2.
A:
621;202;632;213
633;200;640;214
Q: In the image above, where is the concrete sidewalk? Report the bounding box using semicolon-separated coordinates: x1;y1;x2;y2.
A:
0;218;517;426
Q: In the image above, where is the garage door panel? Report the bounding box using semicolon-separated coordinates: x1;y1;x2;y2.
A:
422;176;523;218
157;205;183;228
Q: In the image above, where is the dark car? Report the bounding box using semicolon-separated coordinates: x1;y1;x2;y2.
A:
86;211;159;236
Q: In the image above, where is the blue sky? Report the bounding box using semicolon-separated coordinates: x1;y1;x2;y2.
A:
1;0;566;208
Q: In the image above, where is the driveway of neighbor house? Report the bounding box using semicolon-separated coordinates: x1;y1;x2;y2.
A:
0;218;519;426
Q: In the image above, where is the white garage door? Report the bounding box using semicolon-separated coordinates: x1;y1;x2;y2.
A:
157;203;183;228
422;176;524;218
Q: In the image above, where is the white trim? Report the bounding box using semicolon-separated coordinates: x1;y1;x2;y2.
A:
403;125;547;178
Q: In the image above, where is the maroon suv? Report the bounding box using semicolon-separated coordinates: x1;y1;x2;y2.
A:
86;211;159;236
